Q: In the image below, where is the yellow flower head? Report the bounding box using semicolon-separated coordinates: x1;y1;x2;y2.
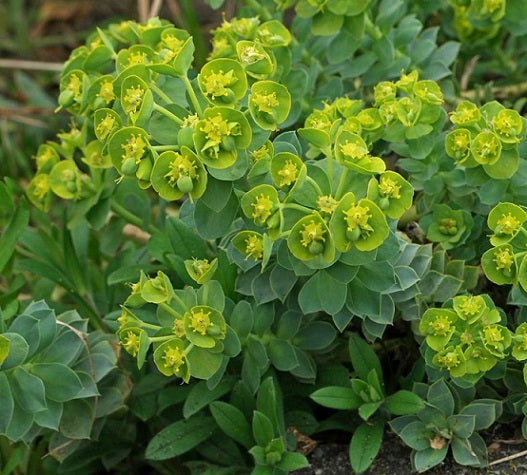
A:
172;318;185;337
496;213;521;235
300;220;326;248
252;91;279;114
162;34;184;54
239;45;265;64
96;113;116;140
66;74;82;98
187;308;213;335
31;174;50;199
493;248;514;272
428;314;453;337
343;204;372;233
317;195;338;214
200;114;231;144
482;325;505;350
277;160;298;187
122;331;140;357
378;176;401;199
202;69;237;100
251;193;274;223
97;80;115;104
164;152;198;184
436;348;461;370
245;234;264;260
123;85;145;116
162;346;185;372
127;51;147;66
340;140;368;160
121;134;147;163
457;296;483;318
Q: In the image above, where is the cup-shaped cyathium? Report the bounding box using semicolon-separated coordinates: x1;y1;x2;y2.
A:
87;74;116;110
108;126;153;186
329;193;389;252
248;80;291;130
366;171;413;219
334;130;385;174
58;69;87;112
150;27;195;76
413;80;444;105
153;338;190;381
236;40;274;78
445;128;476;166
194;106;252;169
151;147;207;201
94;108;122;141
471;131;502;165
481;243;517;285
120;75;154;126
255;20;292;47
184;305;226;348
270;152;306;191
184;258;218;284
241;184;281;238
492;109;523;144
198;58;248;106
287;212;335;263
449;100;481;127
487;202;527;246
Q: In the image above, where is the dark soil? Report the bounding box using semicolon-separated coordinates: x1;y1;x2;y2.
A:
295;425;527;474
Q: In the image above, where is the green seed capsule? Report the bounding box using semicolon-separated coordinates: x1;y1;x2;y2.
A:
218;88;235;104
177;175;194;193
66;181;77;193
378;197;390;210
309;241;324;255
58;90;75;108
121;157;138;176
266;212;280;229
346;227;362;242
259;110;277;125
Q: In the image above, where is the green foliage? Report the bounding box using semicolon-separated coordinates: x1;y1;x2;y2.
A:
5;0;527;473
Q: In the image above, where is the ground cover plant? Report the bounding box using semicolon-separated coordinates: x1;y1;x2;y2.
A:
3;0;527;473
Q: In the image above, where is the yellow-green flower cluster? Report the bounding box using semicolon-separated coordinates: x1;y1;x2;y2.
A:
419;294;511;379
118;271;228;382
446;100;525;179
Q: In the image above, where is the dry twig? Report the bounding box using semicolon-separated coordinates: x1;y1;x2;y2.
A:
0;59;63;72
489;448;527;466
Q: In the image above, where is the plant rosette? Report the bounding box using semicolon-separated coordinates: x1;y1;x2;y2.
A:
108;126;153;187
421;204;472;250
334;130;386;174
198;58;248;106
151;147;207;201
248;80;291;130
487;202;527;246
194;106;252;168
287;212;335;263
329;192;389;253
366;171;414;219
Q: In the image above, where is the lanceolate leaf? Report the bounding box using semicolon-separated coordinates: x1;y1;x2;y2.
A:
349;420;384;473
